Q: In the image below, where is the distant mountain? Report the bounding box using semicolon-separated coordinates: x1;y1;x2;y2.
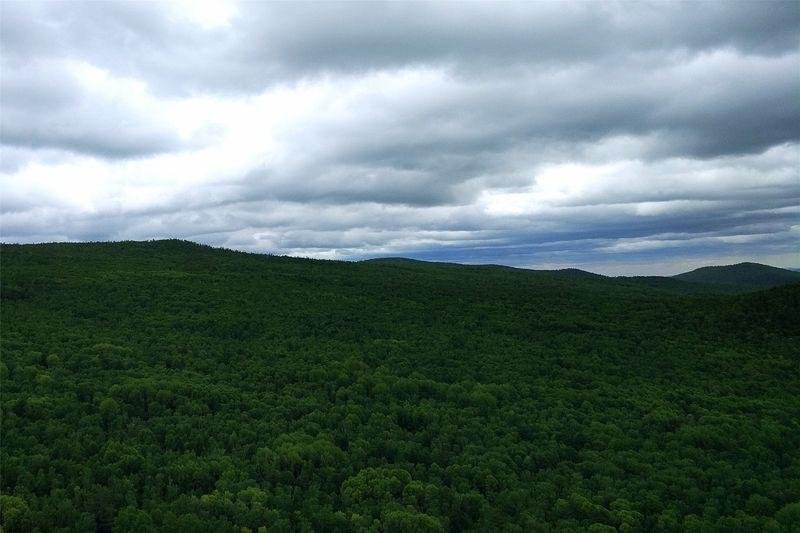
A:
364;257;603;278
673;262;800;289
362;257;445;267
548;267;606;279
363;257;795;293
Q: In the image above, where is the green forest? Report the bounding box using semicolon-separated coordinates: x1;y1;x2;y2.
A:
1;240;799;532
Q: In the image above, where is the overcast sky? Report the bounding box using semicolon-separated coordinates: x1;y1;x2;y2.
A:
1;1;798;274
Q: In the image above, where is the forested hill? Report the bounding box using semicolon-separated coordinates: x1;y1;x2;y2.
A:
673;262;800;289
2;240;799;532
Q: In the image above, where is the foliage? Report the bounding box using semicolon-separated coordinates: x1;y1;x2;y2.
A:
1;240;799;531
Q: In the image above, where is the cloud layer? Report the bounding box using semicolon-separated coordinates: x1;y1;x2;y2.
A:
2;1;798;274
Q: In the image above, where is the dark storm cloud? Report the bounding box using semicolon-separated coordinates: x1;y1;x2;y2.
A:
1;1;798;273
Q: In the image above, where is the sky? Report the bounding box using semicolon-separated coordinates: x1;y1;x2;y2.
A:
1;1;798;275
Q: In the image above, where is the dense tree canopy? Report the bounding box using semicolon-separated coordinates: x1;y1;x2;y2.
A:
1;240;799;531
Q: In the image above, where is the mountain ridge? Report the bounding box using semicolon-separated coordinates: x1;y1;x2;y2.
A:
4;239;798;293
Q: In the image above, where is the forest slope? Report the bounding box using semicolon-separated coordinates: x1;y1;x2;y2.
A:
1;240;799;532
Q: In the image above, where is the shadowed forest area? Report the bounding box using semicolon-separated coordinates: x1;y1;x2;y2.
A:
1;240;799;532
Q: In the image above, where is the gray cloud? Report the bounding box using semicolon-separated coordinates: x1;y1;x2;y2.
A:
236;2;800;77
0;59;184;157
3;2;798;92
1;1;798;273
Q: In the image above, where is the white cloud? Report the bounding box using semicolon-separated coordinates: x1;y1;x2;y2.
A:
167;0;239;29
